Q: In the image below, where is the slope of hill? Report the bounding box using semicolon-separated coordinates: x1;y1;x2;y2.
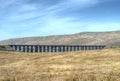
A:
0;45;13;51
0;30;120;46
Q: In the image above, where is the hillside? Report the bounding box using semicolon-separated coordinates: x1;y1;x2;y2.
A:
0;30;120;46
0;48;120;81
0;45;13;51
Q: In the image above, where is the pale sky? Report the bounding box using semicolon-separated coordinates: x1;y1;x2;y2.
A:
0;0;120;40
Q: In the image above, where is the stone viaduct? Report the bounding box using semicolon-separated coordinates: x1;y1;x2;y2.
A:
9;45;106;53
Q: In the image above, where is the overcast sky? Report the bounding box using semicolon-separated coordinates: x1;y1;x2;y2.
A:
0;0;120;40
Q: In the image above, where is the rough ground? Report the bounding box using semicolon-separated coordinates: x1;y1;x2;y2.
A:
0;48;120;81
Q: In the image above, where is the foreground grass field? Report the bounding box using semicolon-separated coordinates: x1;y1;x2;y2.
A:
0;48;120;81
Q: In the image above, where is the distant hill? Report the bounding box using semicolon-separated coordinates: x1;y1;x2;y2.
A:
0;30;120;47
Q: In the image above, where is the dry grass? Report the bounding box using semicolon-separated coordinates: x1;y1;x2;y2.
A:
0;48;120;81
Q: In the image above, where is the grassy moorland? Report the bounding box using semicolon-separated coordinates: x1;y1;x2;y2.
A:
0;48;120;81
0;31;120;46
